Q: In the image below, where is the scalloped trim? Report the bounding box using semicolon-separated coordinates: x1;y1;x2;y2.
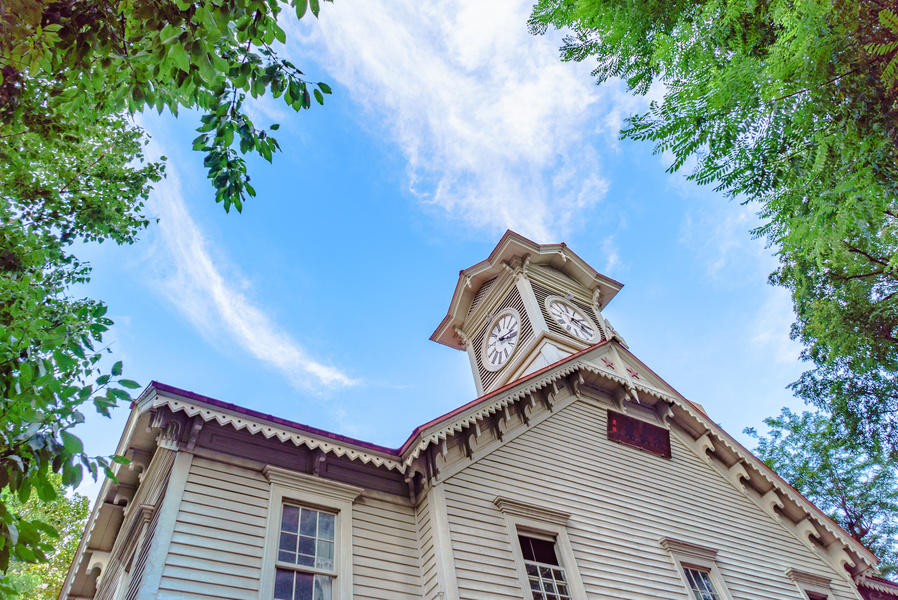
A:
149;396;405;473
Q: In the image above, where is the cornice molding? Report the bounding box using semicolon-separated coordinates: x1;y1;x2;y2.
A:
785;568;832;589
660;537;719;561
263;466;363;503
493;496;571;526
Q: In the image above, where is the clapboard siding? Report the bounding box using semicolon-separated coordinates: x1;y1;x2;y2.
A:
444;400;860;600
353;497;421;600
158;456;268;599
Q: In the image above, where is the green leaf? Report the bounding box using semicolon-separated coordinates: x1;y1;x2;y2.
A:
170;44;190;73
310;0;320;17
60;431;83;455
119;379;141;389
112;361;123;376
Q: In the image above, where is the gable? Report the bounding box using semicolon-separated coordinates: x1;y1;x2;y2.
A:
405;345;877;580
440;397;862;600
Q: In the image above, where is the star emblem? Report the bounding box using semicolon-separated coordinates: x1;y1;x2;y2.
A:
626;368;640;379
602;357;614;369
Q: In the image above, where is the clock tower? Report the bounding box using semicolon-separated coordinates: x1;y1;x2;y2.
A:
431;231;626;396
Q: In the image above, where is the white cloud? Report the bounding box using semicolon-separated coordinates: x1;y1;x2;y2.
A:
143;148;356;389
285;0;621;240
677;189;773;283
750;287;802;366
601;235;620;273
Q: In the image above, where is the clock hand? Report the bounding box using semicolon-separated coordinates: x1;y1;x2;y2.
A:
498;331;518;342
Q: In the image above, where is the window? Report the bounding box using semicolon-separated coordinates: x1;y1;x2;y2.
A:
660;537;734;600
519;534;572;600
261;466;362;600
493;496;587;600
274;505;336;600
681;567;721;600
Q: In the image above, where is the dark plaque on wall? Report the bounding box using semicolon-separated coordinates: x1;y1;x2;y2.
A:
607;411;671;459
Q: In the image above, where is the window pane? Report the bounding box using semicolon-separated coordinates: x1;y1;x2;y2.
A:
295;553;315;568
282;505;300;534
300;508;317;537
531;538;559;566
316;540;334;570
274;569;294;600
313;574;333;600
319;512;335;542
519;536;559;566
291;571;313;600
280;533;298;553
299;535;316;557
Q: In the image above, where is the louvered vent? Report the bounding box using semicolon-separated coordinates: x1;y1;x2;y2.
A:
468;276;498;315
531;281;606;342
473;285;534;390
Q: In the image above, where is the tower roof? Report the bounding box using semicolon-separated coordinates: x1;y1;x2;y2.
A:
430;230;624;349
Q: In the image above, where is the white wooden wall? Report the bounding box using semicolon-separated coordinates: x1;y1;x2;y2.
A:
155;456;421;600
442;399;861;600
158;456;268;600
353;497;420;600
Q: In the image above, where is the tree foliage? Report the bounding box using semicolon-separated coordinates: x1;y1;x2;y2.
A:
0;0;334;590
746;409;898;578
530;0;898;452
2;0;333;214
0;110;159;590
4;475;89;600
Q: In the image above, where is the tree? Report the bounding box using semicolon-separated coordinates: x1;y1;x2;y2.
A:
1;0;335;589
530;0;898;453
4;475;89;600
746;409;898;578
0;110;160;588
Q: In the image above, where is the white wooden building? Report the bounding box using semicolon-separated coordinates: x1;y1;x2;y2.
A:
60;231;893;600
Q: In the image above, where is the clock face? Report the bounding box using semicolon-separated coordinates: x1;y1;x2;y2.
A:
548;299;596;341
485;312;520;368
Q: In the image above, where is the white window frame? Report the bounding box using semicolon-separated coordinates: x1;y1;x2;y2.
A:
494;496;589;600
260;466;363;600
785;567;832;600
660;537;735;600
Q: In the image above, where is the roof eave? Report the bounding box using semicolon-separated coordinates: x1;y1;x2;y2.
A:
430;231;624;349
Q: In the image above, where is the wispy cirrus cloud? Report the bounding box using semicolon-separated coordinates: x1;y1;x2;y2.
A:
285;0;620;240
144;148;356;389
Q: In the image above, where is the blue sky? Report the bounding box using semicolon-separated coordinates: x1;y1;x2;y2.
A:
74;0;808;497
